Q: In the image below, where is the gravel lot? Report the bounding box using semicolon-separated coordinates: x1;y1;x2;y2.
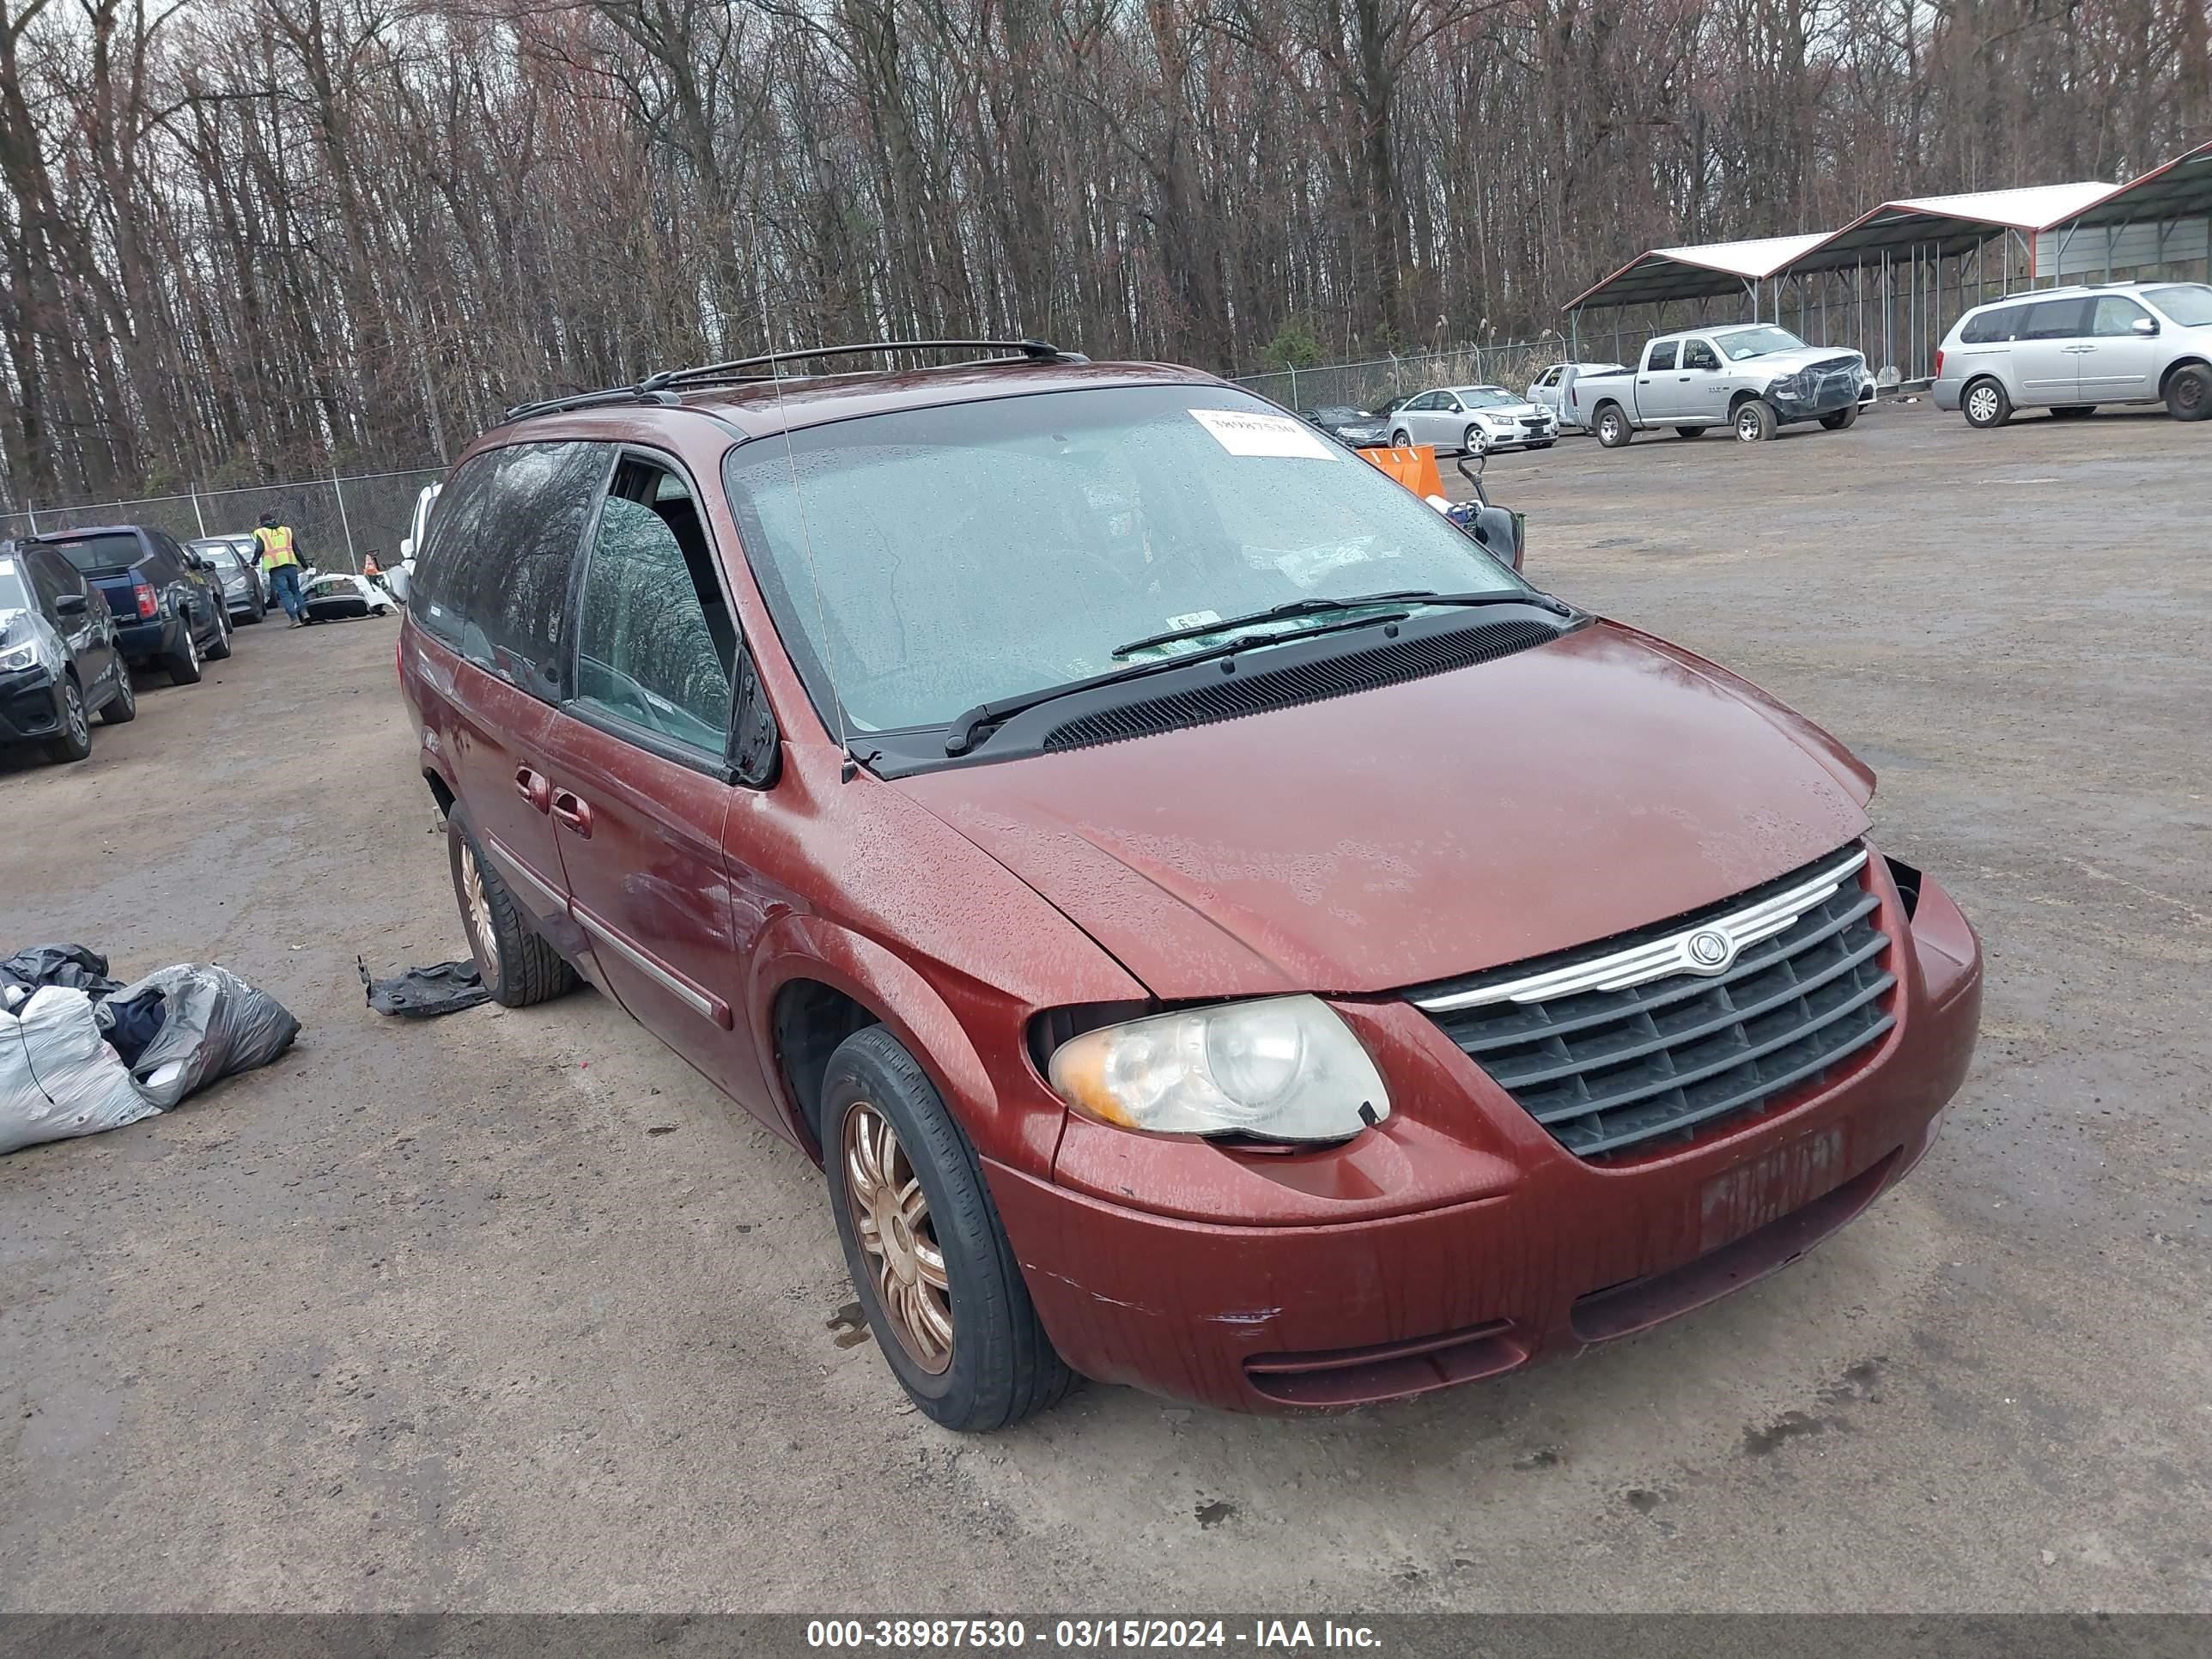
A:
3;399;2208;1613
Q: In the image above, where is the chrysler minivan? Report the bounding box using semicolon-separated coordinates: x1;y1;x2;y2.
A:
398;343;1984;1431
1933;281;2212;426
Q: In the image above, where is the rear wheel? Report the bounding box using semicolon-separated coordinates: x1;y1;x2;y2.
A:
1734;398;1777;442
2050;404;2096;419
165;622;203;684
1820;403;1859;430
823;1024;1074;1432
44;675;91;764
1594;404;1632;447
98;667;137;725
446;810;578;1007
1963;377;2011;428
1674;425;1708;440
2165;363;2212;422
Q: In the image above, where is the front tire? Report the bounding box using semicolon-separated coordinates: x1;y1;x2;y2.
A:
1462;424;1491;456
45;675;91;764
823;1025;1073;1432
2165;363;2212;422
165;622;203;684
1734;398;1777;442
99;668;137;725
446;810;578;1007
1963;377;2012;428
1389;428;1412;448
1594;404;1632;447
1820;403;1860;430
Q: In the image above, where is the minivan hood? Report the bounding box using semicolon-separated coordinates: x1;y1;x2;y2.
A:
900;622;1875;1000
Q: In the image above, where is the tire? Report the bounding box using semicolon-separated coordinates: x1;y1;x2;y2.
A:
446;809;578;1008
44;675;91;764
1594;404;1632;447
98;666;137;725
242;599;265;624
1963;377;2011;429
822;1024;1074;1432
2164;362;2212;422
1820;403;1859;430
165;621;203;684
2050;404;2096;420
204;607;233;660
1734;398;1777;442
1462;424;1490;455
1389;428;1412;448
1674;426;1708;440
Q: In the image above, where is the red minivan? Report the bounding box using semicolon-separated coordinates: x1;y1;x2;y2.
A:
398;343;1982;1431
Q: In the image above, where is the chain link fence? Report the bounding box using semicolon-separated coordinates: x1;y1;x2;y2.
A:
0;467;447;575
1236;340;1566;415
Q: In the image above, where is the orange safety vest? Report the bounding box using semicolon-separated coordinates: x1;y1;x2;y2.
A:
255;526;299;568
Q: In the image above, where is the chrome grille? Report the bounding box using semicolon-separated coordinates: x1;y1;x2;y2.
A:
1408;848;1894;1158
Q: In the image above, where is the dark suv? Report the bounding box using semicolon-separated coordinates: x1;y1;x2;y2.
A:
27;525;232;684
400;341;1983;1431
0;540;137;763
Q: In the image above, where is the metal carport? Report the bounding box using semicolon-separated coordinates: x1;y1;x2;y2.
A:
1562;233;1832;365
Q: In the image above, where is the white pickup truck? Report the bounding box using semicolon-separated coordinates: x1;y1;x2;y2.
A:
1569;325;1870;447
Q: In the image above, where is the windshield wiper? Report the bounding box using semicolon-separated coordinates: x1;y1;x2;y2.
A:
1111;588;1555;659
945;611;1410;757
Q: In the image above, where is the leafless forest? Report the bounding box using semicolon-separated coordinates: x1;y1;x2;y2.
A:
1;0;2205;507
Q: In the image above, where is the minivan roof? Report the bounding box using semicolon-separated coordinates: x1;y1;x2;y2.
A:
1965;278;2197;308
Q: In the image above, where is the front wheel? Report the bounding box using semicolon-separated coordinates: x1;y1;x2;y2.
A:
1389;428;1412;448
99;667;137;725
1674;425;1708;440
165;623;203;684
1734;398;1777;442
1820;404;1859;430
2165;363;2211;422
45;676;91;764
1462;424;1491;456
823;1025;1074;1432
1594;405;1632;448
1963;377;2012;428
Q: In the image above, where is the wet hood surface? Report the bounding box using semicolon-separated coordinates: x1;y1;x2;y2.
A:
901;621;1874;1000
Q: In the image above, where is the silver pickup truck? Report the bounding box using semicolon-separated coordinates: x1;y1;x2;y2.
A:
1569;325;1869;447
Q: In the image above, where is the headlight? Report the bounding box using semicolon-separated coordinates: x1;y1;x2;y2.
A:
1045;994;1389;1142
0;639;37;672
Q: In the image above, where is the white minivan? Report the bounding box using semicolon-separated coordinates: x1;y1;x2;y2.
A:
1932;281;2212;427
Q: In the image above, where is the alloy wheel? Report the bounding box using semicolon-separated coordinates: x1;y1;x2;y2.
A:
64;682;87;746
842;1100;954;1375
1967;385;2000;425
459;840;501;986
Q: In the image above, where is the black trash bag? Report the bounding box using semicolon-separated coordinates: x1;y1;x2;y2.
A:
98;988;168;1068
1;944;121;1002
98;964;301;1110
357;955;490;1018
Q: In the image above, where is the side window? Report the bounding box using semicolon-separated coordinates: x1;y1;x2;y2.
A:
1959;308;2004;344
1681;340;1720;372
25;550;66;616
1540;368;1561;388
410;441;610;698
2090;295;2150;337
2021;299;2091;341
570;459;736;756
1647;342;1679;371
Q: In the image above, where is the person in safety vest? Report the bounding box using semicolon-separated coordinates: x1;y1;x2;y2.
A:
253;512;308;627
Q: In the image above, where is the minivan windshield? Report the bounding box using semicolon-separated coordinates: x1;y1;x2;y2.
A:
2146;283;2212;327
724;385;1529;734
1714;325;1808;362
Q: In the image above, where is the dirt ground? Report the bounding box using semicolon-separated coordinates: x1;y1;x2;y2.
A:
3;399;2208;1613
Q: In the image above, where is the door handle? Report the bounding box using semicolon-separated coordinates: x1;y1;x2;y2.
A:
550;788;593;838
514;763;551;813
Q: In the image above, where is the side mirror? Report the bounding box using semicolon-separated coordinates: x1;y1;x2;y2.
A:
55;592;87;615
2131;316;2160;337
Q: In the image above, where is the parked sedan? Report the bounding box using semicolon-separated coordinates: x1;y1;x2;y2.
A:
1300;405;1394;447
1386;385;1559;453
0;541;136;763
188;538;268;623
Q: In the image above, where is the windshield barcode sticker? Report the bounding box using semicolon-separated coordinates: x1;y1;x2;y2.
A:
1190;408;1339;461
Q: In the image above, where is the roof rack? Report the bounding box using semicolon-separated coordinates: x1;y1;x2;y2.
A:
501;338;1086;424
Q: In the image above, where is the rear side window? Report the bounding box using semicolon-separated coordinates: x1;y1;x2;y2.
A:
1647;342;1679;371
410;441;610;698
2020;299;2091;341
1959;306;2020;344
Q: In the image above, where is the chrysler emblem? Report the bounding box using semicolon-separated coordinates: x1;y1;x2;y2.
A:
1686;928;1734;970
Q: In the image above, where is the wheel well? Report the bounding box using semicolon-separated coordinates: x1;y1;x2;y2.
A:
423;769;454;816
2159;356;2211;393
772;979;880;1155
1729;388;1761;411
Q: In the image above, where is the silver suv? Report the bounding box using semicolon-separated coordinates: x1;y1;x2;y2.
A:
1934;282;2212;427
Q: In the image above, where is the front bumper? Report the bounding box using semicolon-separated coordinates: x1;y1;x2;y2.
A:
988;863;1982;1413
1768;380;1862;422
0;666;64;741
1483;422;1558;450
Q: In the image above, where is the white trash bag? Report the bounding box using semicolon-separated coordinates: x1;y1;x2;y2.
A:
1;986;161;1154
